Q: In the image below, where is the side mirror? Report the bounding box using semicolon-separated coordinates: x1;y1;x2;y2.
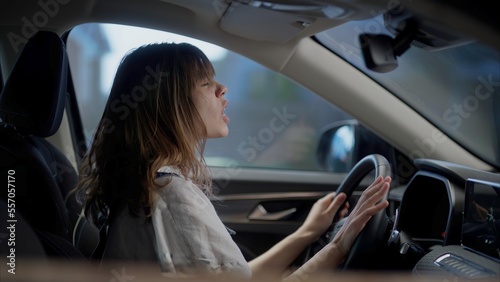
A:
317;120;393;172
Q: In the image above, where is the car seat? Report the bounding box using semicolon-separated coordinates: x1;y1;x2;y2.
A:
0;30;97;260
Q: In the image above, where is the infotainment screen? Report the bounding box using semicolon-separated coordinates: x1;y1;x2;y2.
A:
462;178;500;261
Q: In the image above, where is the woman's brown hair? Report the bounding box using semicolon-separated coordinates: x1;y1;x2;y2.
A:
73;42;215;225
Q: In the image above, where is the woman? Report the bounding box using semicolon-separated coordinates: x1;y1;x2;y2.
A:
74;42;391;280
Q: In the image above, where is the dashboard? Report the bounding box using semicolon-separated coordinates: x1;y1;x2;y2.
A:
394;159;500;279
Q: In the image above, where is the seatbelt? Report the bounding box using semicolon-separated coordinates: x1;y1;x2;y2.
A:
90;208;110;265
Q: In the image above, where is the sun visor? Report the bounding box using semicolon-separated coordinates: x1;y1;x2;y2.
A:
220;2;317;42
218;0;360;43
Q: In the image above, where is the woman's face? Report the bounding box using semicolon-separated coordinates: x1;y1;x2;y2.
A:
193;77;229;139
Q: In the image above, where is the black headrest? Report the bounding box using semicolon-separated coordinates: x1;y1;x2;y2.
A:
0;31;67;137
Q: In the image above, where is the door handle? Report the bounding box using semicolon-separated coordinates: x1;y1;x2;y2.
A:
248;204;297;221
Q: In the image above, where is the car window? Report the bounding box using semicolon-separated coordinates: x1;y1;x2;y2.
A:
66;23;353;172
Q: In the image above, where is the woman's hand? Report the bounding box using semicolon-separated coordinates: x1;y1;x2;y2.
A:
248;191;349;276
281;176;391;281
294;192;350;243
331;175;391;258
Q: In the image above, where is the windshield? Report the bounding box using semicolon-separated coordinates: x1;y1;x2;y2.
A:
315;15;500;169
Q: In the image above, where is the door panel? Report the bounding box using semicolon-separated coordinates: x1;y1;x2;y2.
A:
210;167;374;261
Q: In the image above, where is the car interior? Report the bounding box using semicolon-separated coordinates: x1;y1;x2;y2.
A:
0;0;499;281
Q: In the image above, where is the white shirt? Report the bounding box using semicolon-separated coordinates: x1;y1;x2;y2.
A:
102;166;252;279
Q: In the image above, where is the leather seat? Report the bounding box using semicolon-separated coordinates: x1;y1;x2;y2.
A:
0;30;97;260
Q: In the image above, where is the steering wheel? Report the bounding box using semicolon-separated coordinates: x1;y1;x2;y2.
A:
305;154;392;269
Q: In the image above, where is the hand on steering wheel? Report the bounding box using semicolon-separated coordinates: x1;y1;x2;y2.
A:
302;154;392;269
295;192;350;243
283;155;391;281
331;175;391;259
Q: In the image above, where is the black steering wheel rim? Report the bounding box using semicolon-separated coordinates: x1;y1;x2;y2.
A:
335;154;392;268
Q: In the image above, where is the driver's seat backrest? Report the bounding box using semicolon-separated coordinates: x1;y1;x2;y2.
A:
0;31;96;258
